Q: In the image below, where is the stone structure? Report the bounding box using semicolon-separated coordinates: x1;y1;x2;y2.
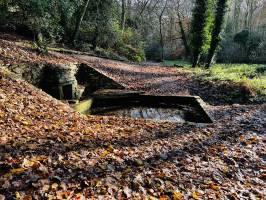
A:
40;64;79;100
7;63;45;86
6;62;125;101
73;94;213;123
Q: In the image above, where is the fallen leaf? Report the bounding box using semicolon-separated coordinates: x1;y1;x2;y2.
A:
9;168;27;175
173;191;183;200
192;191;200;200
209;182;220;191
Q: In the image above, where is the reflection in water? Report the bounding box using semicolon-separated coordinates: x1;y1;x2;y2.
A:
102;107;186;123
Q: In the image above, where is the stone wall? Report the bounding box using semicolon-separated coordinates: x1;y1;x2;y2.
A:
7;62;80;100
7;63;45;86
76;64;125;99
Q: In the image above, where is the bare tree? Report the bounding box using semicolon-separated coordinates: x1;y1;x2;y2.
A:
175;0;190;58
158;0;168;61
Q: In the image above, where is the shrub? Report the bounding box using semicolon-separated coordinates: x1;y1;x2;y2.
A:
218;30;266;63
0;0;8;25
111;27;145;62
116;44;145;62
145;42;161;61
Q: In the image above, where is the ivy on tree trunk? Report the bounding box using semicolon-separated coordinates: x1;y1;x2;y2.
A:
190;0;209;67
205;0;228;68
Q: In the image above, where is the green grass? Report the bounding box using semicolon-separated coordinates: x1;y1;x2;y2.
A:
163;59;191;67
164;60;266;95
199;64;266;95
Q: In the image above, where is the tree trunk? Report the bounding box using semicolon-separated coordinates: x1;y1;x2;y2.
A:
92;2;100;50
159;16;164;61
206;0;227;68
58;0;69;41
92;27;99;50
177;12;190;58
192;50;200;68
121;0;126;33
127;0;132;19
71;0;91;45
205;45;216;68
139;0;150;16
159;0;168;61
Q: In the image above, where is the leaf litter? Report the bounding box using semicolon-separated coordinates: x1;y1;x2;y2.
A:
0;35;265;199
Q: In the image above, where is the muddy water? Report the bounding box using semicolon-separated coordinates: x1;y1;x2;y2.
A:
101;107;186;123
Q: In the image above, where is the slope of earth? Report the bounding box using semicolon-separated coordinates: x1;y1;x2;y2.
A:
0;34;76;66
0;35;265;199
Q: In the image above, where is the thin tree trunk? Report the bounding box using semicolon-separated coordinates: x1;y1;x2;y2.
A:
58;0;69;41
127;0;132;19
121;0;126;33
71;0;91;44
177;12;190;58
192;50;200;68
205;47;216;68
139;0;150;16
159;0;168;61
92;2;100;50
159;17;164;61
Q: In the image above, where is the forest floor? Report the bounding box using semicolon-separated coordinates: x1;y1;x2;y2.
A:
0;34;265;199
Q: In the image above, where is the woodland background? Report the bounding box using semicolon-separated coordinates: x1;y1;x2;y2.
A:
0;0;265;64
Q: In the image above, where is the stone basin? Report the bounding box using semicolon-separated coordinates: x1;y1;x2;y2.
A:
73;90;213;123
99;107;186;123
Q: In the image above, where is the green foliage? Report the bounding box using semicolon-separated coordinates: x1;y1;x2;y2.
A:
84;0;117;48
219;30;265;63
190;63;266;95
122;28;143;49
0;0;146;61
201;0;215;54
2;0;62;41
190;0;214;52
190;0;208;53
145;42;162;61
0;0;8;24
234;30;249;46
164;60;191;67
116;44;145;62
120;28;145;62
165;60;266;95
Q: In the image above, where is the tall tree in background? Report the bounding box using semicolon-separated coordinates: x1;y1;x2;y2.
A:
190;0;212;67
121;0;126;33
71;0;91;44
0;0;8;23
177;12;190;58
158;0;168;61
176;0;190;58
205;0;228;68
232;0;243;33
91;0;100;50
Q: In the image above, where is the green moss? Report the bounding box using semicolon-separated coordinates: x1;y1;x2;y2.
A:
73;99;93;114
